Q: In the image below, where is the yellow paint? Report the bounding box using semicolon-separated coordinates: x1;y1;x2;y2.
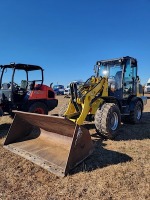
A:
64;77;108;125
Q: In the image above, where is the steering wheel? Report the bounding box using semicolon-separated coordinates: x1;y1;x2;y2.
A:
10;82;20;93
10;81;19;87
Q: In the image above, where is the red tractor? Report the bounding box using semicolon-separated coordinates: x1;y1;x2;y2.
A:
0;63;58;116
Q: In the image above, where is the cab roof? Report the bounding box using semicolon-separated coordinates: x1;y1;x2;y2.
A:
96;56;137;66
0;63;43;71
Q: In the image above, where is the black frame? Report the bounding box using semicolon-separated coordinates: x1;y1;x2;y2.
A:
0;63;44;89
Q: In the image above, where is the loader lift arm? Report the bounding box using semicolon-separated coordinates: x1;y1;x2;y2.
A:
64;76;108;125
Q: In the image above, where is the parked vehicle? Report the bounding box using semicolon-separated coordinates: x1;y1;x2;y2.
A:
53;84;64;95
144;78;150;93
64;85;70;95
64;81;84;95
0;63;58;116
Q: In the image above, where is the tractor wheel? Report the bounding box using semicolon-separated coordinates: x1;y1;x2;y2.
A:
94;103;121;139
28;102;48;115
122;101;143;124
129;101;143;124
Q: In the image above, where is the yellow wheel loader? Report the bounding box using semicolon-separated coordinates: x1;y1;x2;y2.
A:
3;56;147;176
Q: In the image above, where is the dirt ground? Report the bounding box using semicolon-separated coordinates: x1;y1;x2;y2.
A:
0;95;150;200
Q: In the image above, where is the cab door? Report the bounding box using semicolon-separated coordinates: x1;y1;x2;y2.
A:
123;59;137;98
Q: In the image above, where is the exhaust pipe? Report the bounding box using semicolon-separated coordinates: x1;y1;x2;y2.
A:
4;111;93;177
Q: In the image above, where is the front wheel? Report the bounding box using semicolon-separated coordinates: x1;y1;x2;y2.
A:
28;102;48;115
94;103;121;139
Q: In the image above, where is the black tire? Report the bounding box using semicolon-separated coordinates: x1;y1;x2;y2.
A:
122;101;143;124
129;101;143;124
94;103;121;139
28;102;48;115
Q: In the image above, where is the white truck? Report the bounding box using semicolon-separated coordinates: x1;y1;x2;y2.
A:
64;80;84;95
144;78;150;93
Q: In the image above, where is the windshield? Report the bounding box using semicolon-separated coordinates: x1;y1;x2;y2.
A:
0;67;43;89
1;68;27;87
98;64;123;78
147;83;150;86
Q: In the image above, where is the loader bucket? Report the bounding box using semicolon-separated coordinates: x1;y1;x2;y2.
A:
4;111;93;177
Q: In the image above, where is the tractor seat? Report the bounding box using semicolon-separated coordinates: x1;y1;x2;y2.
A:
29;81;35;90
20;80;27;90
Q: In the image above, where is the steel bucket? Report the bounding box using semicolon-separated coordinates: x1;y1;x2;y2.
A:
4;111;93;177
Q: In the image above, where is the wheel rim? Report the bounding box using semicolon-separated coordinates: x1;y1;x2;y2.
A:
34;108;44;114
110;112;118;131
136;106;142;120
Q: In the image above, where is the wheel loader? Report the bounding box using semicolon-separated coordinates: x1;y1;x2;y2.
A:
3;56;147;177
0;63;58;116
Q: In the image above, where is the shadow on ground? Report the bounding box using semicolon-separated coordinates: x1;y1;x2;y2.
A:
0;123;11;139
70;112;150;175
115;112;150;141
70;138;132;175
85;112;150;142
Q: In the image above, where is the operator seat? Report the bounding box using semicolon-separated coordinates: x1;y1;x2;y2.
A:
30;81;35;90
20;80;27;90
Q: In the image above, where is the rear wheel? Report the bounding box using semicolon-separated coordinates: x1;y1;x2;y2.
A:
122;101;143;124
94;103;121;139
28;102;48;114
129;101;143;124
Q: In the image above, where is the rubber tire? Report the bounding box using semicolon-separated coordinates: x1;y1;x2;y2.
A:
94;103;121;139
129;101;143;124
28;102;48;115
122;101;143;124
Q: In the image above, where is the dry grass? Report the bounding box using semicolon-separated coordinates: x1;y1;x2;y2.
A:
0;95;150;200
